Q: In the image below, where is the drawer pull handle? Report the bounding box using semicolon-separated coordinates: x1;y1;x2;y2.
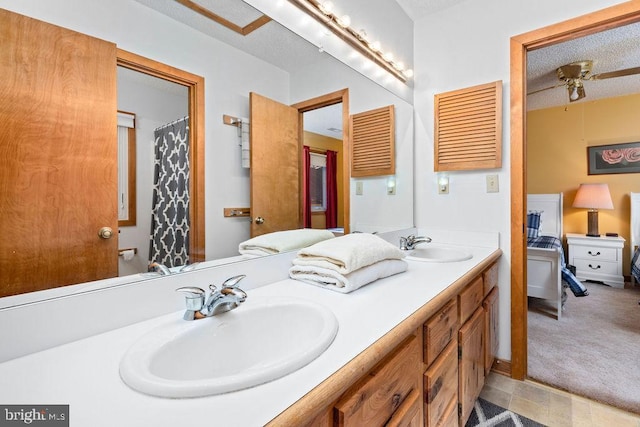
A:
588;264;601;270
588;251;601;256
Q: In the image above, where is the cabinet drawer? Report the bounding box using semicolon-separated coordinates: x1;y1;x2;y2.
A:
573;258;619;275
423;298;457;366
482;262;498;296
424;339;458;427
386;388;421;427
458;277;483;324
571;245;618;261
334;335;420;426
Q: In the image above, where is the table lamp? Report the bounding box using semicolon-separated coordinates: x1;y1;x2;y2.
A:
572;183;613;237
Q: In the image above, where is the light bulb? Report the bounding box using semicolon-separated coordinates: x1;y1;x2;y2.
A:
570;86;579;101
337;14;351;27
318;1;334;15
403;69;414;78
382;52;394;62
369;41;381;52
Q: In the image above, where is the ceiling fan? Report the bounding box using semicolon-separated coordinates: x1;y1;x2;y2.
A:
528;60;640;102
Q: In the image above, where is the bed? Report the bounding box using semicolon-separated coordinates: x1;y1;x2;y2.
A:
527;193;589;319
631;192;640;285
527;194;565;318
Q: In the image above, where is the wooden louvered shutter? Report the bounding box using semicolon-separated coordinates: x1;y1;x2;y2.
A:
434;81;502;171
350;105;395;177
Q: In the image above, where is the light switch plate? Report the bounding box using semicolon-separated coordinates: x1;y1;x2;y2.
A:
486;174;499;193
356;181;363;195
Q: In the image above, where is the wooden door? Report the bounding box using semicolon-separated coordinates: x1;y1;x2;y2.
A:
0;9;118;297
458;308;485;426
249;92;300;237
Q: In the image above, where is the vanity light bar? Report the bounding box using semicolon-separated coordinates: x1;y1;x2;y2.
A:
287;0;409;83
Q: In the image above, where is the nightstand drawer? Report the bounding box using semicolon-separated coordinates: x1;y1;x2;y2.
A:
573;258;619;275
571;245;618;261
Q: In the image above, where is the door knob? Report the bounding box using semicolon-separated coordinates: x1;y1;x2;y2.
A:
254;216;265;225
98;227;114;239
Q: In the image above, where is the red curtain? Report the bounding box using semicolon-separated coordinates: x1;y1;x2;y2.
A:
303;146;311;228
325;150;338;229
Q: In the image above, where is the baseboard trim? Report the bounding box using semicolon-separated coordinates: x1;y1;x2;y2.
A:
491;358;511;377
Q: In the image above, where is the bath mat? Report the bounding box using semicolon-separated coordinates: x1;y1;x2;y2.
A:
465;397;546;427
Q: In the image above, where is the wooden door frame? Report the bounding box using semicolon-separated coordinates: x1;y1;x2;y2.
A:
510;2;640;380
292;88;351;234
116;49;206;262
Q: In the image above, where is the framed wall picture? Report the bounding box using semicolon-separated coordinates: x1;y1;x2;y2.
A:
587;141;640;175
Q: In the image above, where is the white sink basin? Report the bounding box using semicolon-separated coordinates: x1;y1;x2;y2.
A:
120;296;338;398
406;245;473;263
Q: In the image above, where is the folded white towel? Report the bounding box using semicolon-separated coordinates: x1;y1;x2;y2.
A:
293;233;405;274
289;259;408;294
239;228;335;256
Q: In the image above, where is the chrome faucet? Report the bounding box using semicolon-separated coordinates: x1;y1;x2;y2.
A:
148;262;200;276
148;262;172;276
176;275;247;321
400;235;432;251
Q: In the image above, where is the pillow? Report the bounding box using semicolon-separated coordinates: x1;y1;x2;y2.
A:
527;211;543;239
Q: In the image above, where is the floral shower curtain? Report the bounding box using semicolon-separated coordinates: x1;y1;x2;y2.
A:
149;117;190;268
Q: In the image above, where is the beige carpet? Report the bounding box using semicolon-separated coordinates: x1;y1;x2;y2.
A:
528;282;640;414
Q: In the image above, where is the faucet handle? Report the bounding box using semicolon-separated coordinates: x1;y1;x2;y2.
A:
221;274;246;289
176;286;205;310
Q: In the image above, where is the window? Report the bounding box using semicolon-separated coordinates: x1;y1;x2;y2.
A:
309;152;327;212
117;111;136;226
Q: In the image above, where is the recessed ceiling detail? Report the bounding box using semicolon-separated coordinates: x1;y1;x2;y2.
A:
175;0;271;35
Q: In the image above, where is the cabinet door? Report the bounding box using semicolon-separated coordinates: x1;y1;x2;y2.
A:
334;335;421;426
458;308;485;426
483;287;499;375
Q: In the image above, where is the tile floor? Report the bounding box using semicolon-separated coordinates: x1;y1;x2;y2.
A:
480;372;640;426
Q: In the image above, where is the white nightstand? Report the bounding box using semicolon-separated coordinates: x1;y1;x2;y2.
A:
566;233;626;288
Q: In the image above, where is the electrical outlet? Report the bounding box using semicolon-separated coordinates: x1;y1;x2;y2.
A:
486;174;499;193
356;181;363;195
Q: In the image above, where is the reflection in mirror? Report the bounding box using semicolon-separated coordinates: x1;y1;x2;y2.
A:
303;104;345;234
116;66;189;276
0;1;413;306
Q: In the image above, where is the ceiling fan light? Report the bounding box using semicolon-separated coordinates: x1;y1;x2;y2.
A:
568;81;586;102
569;85;579;101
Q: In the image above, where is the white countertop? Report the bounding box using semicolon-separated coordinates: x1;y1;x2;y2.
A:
0;243;498;427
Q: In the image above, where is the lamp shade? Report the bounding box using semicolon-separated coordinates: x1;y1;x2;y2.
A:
572;183;613;210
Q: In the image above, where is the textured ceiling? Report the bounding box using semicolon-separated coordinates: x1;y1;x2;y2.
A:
527;22;640;110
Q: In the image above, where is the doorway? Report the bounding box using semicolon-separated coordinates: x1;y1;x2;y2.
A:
510;3;640;380
293;88;351;235
117;50;206;264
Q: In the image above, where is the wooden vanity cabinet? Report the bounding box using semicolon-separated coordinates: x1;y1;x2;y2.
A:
458;308;484;424
422;298;458;427
457;261;500;426
281;259;501;427
305;333;423;427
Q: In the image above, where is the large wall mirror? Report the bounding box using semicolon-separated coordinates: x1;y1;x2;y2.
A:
0;0;414;305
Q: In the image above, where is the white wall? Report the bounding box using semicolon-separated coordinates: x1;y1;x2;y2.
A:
412;0;627;360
